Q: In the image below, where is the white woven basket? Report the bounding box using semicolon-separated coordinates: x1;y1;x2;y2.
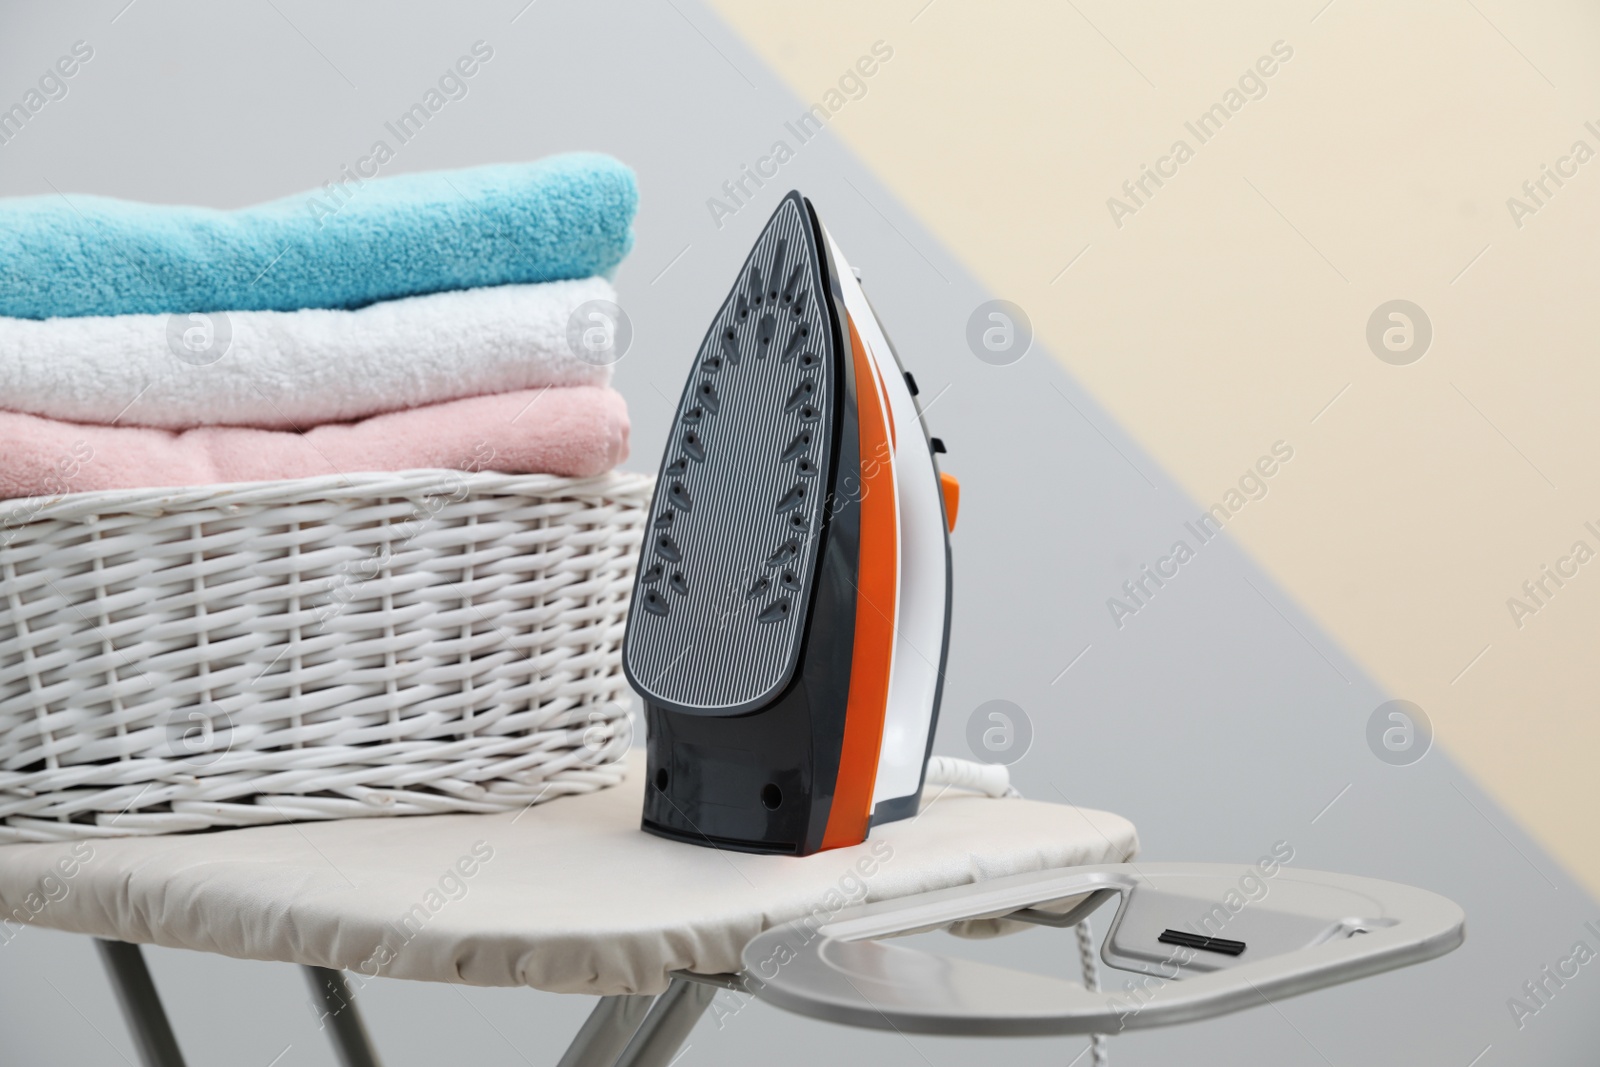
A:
0;469;650;842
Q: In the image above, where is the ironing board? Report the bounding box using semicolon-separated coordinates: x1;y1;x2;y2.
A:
0;751;1140;1065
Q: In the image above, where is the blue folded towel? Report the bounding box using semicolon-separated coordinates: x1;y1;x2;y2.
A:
0;153;636;320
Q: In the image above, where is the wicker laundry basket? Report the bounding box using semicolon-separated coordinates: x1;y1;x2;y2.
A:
0;469;650;842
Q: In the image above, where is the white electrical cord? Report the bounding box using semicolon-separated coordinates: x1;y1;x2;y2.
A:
1075;918;1109;1067
922;755;1022;798
923;757;1108;1066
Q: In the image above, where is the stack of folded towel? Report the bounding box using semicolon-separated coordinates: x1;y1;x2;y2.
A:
0;153;638;500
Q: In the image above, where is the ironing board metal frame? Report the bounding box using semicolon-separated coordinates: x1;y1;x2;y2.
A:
556;994;656;1067
91;941;719;1067
94;940;189;1067
305;965;384;1067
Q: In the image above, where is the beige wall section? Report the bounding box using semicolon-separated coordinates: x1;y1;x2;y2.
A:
710;0;1600;892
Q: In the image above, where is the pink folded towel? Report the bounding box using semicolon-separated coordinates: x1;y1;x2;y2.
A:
0;387;629;499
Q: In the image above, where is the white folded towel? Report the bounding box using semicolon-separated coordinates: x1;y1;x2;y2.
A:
0;278;621;429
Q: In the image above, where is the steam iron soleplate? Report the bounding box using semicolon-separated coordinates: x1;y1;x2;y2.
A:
624;196;833;713
623;191;953;856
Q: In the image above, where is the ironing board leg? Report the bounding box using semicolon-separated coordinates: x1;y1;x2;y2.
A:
609;977;716;1067
93;940;187;1067
304;966;384;1067
555;995;657;1067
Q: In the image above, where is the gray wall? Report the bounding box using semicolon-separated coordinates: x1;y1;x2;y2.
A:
0;2;1595;1064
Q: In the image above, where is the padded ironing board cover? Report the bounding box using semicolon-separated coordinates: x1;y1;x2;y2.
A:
0;752;1138;995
